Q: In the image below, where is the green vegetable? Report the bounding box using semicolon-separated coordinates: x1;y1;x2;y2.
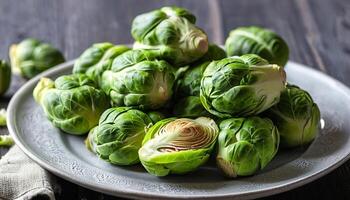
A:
132;6;208;66
217;117;279;177
0;109;6;126
175;44;226;98
101;54;175;109
10;38;65;78
193;43;226;65
200;54;286;118
173;96;210;118
33;74;109;135
264;85;320;148
0;60;11;96
147;111;165;124
85;107;152;165
139;117;219;176
0;135;14;147
173;44;225;118
73;43;130;85
112;49;162;68
225;26;289;66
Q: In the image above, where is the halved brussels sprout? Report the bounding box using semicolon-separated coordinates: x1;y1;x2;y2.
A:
85;107;152;165
225;26;289;66
33;74;109;135
139;117;219;176
217;117;279;177
10;38;65;78
0;60;11;96
132;6;208;66
101;55;175;109
264;85;320;148
200;54;286;118
73;43;130;85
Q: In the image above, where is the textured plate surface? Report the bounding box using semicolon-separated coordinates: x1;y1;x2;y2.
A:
7;61;350;200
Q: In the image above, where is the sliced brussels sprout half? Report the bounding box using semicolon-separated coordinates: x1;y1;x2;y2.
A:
10;38;65;78
217;117;279;177
85;107;153;165
132;6;208;66
225;26;289;66
73;43;130;85
264;84;320;148
200;54;286;118
33;74;109;135
0;60;11;96
101;56;175;110
139;117;219;176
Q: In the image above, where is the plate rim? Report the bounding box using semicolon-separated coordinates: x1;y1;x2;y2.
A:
7;60;350;200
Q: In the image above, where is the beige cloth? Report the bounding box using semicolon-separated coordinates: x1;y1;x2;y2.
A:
0;145;55;200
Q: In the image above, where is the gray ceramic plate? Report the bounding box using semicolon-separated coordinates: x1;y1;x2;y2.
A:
7;60;350;200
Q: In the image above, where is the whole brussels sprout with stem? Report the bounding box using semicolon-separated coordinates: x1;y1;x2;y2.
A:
73;43;130;85
225;26;289;66
217;117;279;178
10;38;65;78
200;54;286;118
85;107;153;165
101;51;175;110
173;44;226;118
132;6;209;66
33;74;109;135
0;60;11;96
263;85;320;148
139;117;219;176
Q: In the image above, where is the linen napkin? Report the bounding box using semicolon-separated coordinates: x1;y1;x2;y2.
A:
0;145;55;200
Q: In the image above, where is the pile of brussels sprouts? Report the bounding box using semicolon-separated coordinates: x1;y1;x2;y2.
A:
31;6;320;178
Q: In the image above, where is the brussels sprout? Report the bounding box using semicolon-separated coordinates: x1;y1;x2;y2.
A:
175;44;226;98
172;44;225;118
217;117;279;177
112;49;162;69
173;96;210;118
0;135;14;147
101;57;175;110
0;108;6;126
132;6;208;66
200;54;286;118
10;38;65;78
73;43;130;85
147;111;165;124
33;74;109;135
0;60;11;96
225;26;289;66
85;107;152;165
264;85;320;148
139;117;219;176
193;44;226;65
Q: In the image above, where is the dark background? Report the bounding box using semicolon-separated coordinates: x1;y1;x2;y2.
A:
1;0;350;199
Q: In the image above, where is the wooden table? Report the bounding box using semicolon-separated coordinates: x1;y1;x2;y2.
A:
1;0;350;199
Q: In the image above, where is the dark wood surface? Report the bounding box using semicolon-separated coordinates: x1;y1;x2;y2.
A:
0;0;350;199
